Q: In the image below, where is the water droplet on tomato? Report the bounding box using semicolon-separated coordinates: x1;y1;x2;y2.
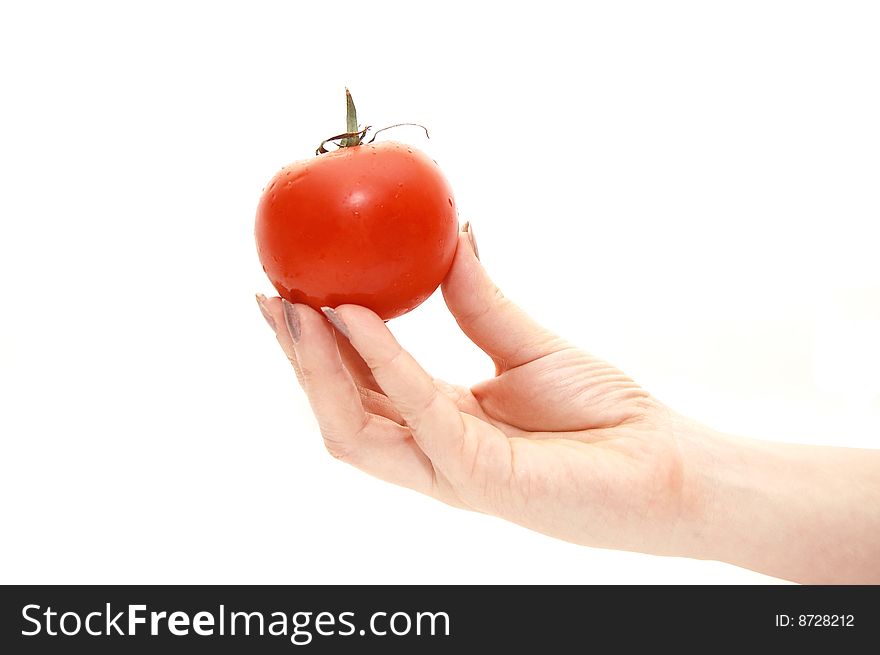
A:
406;148;413;153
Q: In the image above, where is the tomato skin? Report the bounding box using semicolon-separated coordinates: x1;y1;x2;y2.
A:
255;141;459;320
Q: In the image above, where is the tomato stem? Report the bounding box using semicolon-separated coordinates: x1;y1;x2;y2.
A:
342;87;361;147
314;89;430;155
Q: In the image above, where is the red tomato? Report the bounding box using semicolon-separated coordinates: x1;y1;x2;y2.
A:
255;140;459;320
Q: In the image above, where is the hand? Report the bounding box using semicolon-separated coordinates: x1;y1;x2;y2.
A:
256;225;707;558
256;225;880;583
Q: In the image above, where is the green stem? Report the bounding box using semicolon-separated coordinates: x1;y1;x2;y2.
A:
342;87;361;147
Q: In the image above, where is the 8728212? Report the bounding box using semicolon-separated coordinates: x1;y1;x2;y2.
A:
775;614;854;627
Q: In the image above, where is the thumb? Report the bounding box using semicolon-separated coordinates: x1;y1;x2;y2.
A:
441;223;567;372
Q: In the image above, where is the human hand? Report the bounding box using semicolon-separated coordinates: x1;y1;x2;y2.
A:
256;225;880;583
255;225;710;559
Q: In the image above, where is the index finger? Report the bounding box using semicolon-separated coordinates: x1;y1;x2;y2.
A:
326;304;510;486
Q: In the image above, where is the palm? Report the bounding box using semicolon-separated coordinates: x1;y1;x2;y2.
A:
471;347;650;433
435;346;687;552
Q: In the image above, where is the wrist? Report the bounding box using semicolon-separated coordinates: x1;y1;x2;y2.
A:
661;413;739;561
671;419;770;565
673;415;880;583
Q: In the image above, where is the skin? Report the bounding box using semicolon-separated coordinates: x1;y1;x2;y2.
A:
256;225;880;584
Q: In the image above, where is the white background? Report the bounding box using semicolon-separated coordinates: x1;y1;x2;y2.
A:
1;1;878;584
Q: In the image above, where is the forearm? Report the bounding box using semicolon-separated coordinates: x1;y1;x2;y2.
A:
682;421;880;583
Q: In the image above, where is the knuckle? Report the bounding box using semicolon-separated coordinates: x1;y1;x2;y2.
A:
415;385;441;416
463;285;506;325
378;344;407;372
364;342;405;376
433;379;464;405
319;414;371;464
285;355;305;384
321;434;351;462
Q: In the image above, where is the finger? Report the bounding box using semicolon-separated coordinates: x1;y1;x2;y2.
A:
327;304;511;483
262;299;436;494
441;224;568;371
257;294;304;385
358;385;405;425
260;294;400;423
281;301;374;457
332;312;404;423
335;330;382;393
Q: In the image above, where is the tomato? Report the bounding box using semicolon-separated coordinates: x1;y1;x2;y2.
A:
255;95;459;320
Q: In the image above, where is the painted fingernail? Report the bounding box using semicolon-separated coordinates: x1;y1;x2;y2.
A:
463;221;480;260
321;307;351;340
281;299;301;343
255;294;276;331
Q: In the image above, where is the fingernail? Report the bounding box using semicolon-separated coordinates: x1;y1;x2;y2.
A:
255;294;276;331
463;221;480;260
321;307;351;340
282;299;301;343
